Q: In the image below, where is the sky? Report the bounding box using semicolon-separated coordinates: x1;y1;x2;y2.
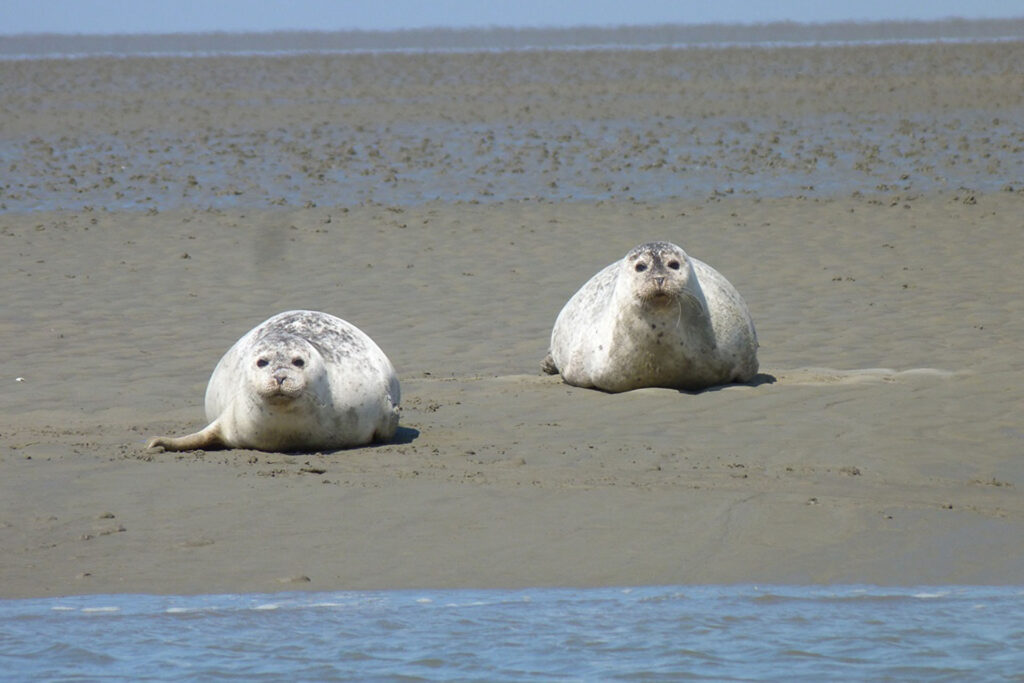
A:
1;0;1022;35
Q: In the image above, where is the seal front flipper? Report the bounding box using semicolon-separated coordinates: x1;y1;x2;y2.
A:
540;351;559;375
146;419;226;452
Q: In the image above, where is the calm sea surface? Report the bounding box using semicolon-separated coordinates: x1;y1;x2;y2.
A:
2;585;1023;680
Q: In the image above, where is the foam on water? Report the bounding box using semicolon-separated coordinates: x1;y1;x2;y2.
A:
2;585;1023;680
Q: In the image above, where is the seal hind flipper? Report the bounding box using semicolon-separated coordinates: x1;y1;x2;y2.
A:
146;420;226;452
540;352;559;375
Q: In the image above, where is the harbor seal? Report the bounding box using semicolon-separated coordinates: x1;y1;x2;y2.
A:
147;310;400;452
541;241;758;392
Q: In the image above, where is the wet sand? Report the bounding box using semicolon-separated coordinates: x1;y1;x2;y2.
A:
1;35;1022;597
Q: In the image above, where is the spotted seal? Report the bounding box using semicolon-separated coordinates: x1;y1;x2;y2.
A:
147;310;400;452
541;241;758;392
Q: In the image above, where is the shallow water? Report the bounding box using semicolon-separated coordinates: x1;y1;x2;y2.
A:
3;585;1023;680
2;104;1019;215
2;38;1021;214
4;109;1018;213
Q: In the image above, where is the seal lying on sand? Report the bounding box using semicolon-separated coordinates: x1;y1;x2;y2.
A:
541;241;758;392
147;310;400;452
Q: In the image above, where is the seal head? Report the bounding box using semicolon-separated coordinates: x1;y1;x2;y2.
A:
622;241;708;314
249;335;325;405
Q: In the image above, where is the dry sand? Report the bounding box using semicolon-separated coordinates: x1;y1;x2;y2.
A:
1;38;1022;598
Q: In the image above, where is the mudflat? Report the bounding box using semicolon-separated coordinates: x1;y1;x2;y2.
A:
1;36;1022;597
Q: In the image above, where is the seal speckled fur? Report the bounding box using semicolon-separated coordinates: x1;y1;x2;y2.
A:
147;310;400;452
542;241;758;392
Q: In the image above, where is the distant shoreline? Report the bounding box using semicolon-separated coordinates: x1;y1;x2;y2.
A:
2;17;1022;59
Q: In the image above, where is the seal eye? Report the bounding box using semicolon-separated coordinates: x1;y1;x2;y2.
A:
635;263;648;272
256;358;269;368
292;358;305;368
667;260;681;270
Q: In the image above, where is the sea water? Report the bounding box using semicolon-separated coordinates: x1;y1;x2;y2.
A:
2;36;1021;214
2;585;1023;680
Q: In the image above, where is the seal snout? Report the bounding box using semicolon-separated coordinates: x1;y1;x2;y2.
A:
251;344;313;402
638;266;681;307
649;277;671;301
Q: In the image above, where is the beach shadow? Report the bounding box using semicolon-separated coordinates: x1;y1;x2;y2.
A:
335;426;420;452
390;426;421;445
278;426;420;455
682;372;777;394
749;372;778;387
